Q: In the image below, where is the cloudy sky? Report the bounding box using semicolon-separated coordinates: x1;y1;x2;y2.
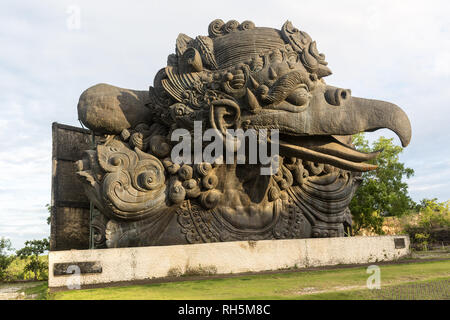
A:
1;0;449;249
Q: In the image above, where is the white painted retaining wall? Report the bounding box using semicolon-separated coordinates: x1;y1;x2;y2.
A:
48;235;410;288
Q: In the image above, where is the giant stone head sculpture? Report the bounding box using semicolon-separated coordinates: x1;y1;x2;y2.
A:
76;20;411;248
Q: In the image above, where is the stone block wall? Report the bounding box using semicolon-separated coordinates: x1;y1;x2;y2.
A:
50;122;97;250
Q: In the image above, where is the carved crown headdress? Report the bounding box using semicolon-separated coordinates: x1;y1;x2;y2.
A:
170;19;331;77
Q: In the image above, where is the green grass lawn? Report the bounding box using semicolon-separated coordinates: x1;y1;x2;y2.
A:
23;282;48;300
296;278;449;300
47;260;450;300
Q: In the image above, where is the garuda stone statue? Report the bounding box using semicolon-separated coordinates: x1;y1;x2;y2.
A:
75;20;411;248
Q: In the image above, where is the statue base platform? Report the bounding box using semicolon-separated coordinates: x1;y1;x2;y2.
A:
48;235;410;289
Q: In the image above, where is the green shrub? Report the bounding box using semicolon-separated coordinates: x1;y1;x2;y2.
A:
417;200;450;229
403;199;450;250
414;233;430;251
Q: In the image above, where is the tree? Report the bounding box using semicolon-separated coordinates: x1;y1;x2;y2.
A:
16;238;49;281
349;134;415;235
413;198;447;213
0;237;15;281
45;203;51;225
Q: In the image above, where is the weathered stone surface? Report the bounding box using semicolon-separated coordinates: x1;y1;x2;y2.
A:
77;84;152;134
52;207;90;250
53;123;95;161
69;20;412;248
48;235;410;288
54;160;90;206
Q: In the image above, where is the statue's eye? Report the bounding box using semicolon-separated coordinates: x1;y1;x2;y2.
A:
286;86;310;106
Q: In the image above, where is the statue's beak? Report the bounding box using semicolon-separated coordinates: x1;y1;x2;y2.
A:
315;96;412;148
247;86;412;171
249;86;411;147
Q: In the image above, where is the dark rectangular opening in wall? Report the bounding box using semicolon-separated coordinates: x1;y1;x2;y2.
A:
53;261;102;276
394;238;406;249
